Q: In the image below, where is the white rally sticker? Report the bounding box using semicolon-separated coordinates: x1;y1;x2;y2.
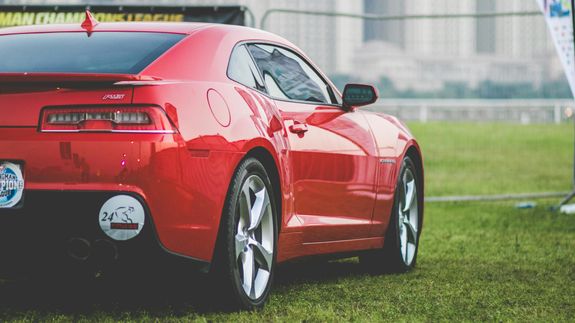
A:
99;195;145;241
0;162;25;208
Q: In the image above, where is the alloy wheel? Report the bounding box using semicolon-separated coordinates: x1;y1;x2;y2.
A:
398;168;419;266
235;174;274;300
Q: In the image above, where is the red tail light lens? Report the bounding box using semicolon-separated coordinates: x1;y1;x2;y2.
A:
40;106;176;133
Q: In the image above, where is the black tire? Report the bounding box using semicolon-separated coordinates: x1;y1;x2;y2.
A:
211;157;278;311
360;156;422;273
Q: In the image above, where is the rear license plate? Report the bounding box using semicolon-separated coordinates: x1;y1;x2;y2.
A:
0;162;25;208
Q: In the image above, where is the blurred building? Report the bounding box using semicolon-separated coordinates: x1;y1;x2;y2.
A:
364;0;404;48
258;0;363;75
356;0;561;92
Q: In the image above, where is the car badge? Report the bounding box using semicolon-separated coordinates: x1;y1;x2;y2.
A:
102;94;126;100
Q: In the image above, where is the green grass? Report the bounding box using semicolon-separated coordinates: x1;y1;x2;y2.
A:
409;122;573;196
1;123;574;322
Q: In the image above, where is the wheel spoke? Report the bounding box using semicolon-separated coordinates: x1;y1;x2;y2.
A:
400;223;408;259
403;216;418;244
235;233;248;259
250;238;273;271
241;247;255;297
253;269;270;299
239;184;252;231
403;179;416;213
248;187;270;231
406;243;416;263
404;234;409;263
399;178;406;211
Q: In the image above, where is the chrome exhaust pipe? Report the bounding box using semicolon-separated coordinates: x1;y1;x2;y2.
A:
93;239;119;263
66;237;91;261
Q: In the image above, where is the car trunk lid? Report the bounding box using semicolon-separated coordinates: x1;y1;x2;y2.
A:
0;73;143;127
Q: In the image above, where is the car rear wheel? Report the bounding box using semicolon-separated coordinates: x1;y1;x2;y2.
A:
212;157;277;310
361;156;421;273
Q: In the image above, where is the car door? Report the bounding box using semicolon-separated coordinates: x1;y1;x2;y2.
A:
246;43;378;242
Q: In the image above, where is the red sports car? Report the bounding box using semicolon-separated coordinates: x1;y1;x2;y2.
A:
0;13;423;310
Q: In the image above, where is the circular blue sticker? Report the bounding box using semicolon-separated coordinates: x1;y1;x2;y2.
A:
0;162;24;208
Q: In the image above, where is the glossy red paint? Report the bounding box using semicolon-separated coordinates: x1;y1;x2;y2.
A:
0;22;423;266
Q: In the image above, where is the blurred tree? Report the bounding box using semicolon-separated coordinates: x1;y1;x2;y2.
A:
375;76;398;99
441;82;476;98
329;73;355;92
541;80;573;98
328;74;572;99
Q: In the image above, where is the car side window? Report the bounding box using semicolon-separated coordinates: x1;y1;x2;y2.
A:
247;44;335;104
227;45;266;92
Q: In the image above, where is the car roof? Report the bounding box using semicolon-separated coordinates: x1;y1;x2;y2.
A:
0;21;217;35
0;21;327;86
0;21;301;56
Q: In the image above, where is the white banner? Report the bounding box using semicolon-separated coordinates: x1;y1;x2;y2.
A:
537;0;575;97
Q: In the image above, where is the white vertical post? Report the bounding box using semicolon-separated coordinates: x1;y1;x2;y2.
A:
554;104;562;124
420;104;429;123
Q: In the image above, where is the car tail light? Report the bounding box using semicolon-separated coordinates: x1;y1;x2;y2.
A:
40;106;176;133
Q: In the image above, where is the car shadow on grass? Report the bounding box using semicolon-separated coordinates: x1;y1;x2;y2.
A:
0;274;213;317
0;257;374;318
275;257;370;286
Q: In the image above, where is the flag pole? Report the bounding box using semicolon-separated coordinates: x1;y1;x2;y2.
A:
556;0;575;209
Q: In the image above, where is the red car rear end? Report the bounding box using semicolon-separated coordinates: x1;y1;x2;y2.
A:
0;24;216;275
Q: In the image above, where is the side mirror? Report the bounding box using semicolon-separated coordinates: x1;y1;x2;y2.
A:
342;84;378;110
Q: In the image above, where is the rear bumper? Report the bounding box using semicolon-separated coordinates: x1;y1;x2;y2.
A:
0;128;244;270
0;190;210;275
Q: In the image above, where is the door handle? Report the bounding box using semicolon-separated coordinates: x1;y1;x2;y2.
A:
289;122;308;134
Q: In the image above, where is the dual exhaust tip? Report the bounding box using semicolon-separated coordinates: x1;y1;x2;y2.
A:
67;237;118;263
66;195;146;262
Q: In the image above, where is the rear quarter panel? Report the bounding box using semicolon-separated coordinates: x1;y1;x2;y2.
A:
131;79;291;262
136;27;297;261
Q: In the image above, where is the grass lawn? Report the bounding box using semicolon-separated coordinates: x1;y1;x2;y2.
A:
1;123;574;322
409;122;574;196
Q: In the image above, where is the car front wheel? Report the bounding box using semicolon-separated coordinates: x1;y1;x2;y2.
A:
361;155;422;273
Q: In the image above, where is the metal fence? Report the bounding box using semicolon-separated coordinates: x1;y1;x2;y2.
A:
258;1;570;107
367;99;575;124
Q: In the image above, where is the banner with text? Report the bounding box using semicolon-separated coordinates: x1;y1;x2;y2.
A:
537;0;575;97
0;5;246;28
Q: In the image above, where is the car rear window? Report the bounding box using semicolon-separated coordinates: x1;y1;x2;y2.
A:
0;32;185;74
